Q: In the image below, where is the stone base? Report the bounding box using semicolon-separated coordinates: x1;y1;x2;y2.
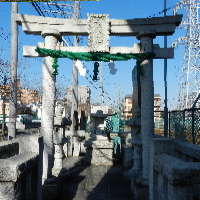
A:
52;168;62;177
84;138;114;165
91;147;113;165
91;156;113;165
92;148;113;157
131;178;149;200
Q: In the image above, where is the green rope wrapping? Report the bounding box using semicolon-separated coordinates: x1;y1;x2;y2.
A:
35;47;156;76
52;57;59;75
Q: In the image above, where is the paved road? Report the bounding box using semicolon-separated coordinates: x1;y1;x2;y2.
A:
59;158;134;200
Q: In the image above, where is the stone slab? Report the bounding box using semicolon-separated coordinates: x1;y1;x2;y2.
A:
92;149;113;158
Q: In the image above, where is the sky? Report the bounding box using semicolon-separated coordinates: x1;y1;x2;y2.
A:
0;0;187;110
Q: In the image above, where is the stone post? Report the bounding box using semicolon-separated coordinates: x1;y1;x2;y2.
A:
132;109;142;178
41;29;60;180
136;31;156;181
131;66;142;180
52;144;64;176
53;104;65;176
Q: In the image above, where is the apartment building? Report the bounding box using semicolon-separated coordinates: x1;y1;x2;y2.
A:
0;78;42;116
154;94;161;120
17;79;42;105
124;94;132;120
123;94;162;120
19;88;42;104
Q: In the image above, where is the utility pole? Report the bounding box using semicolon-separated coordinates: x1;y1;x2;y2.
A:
71;1;80;131
8;2;18;140
164;0;168;137
115;83;121;115
118;83;121;117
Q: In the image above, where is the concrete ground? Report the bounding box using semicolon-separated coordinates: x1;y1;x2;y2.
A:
59;157;134;200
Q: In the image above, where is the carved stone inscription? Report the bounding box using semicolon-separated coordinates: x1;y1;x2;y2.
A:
87;14;109;52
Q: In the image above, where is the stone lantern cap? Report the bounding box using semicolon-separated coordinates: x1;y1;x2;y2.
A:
90;110;108;118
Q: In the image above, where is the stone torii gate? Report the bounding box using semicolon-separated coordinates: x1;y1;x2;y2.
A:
16;13;182;188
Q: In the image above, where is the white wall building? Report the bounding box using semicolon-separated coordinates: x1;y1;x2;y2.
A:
66;86;91;104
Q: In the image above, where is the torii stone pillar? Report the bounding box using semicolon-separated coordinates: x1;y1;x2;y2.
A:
41;29;61;180
136;31;156;181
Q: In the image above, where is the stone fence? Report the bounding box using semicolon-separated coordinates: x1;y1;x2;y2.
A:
149;136;200;200
3;130;199;200
0;134;40;200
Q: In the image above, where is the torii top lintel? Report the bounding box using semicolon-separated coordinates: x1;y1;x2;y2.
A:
17;13;182;54
16;13;182;37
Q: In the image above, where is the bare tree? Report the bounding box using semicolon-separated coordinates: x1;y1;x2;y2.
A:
0;58;10;141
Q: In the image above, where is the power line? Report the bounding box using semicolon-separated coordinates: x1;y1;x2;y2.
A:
39;2;51;17
31;2;45;17
42;2;73;46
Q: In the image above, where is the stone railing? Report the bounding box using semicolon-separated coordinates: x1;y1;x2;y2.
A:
149;137;200;200
173;139;200;162
0;134;40;200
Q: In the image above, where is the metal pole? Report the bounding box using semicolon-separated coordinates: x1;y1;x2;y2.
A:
70;1;79;131
168;111;171;137
118;83;121;116
8;2;18;140
100;61;103;105
164;0;168;137
191;108;195;144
